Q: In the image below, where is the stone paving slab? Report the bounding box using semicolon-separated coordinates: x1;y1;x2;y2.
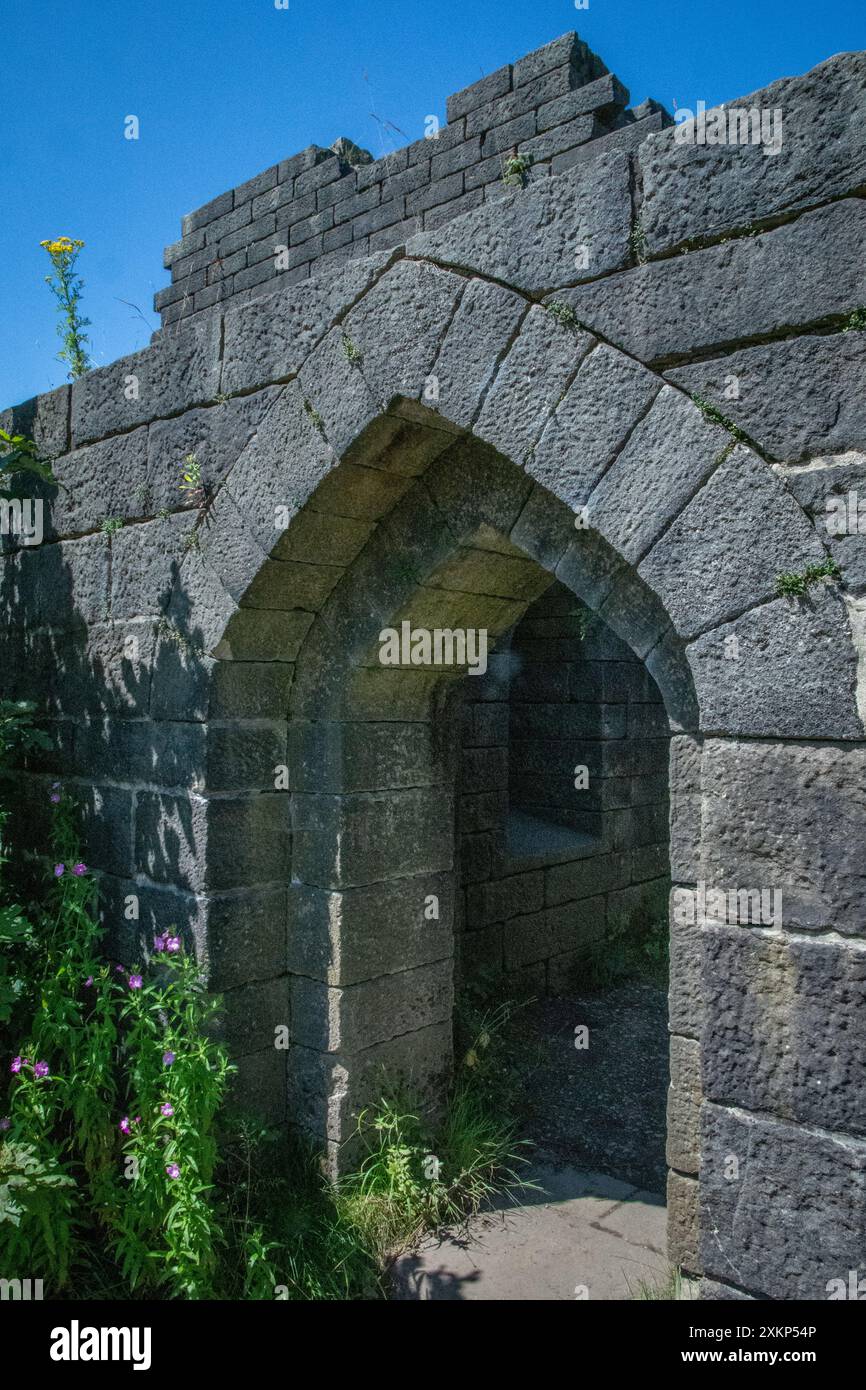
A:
391;1164;671;1301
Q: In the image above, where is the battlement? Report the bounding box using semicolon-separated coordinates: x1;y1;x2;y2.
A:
155;31;670;333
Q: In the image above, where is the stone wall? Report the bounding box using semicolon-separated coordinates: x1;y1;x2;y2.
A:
456;582;669;996
3;31;866;1300
154;31;669;333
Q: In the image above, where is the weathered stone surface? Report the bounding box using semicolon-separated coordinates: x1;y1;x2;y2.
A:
289;720;443;792
701;1102;866;1299
292;787;453;888
528;345;660;509
290;1020;452;1147
778;451;866;592
287;873;453;986
429;278;527;429
291;959;453;1052
147;388;281;510
11;534;110;628
586;387;730;565
687;585;862;739
426;435;533;541
640;51;866;255
669;908;703;1039
297;325;380;458
49;429;150;536
702;925;866;1135
217;381;338;560
1;386;69;459
563;199;866;366
134;790;290;892
700;739;866;935
474;307;593;465
669;734;702;882
699;1280;755;1301
110;513;193;619
339;259;463;411
638;446;827;638
667;1035;701;1174
668;1171;701;1274
218;976;290;1056
407;152;632;292
666;332;866;464
71;316;222;445
221;250;395;394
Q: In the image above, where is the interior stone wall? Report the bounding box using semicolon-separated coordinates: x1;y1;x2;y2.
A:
456;581;669;998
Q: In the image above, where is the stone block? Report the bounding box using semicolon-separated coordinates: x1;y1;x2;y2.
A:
638;446;827;639
408;151;632;292
700;1102;866;1299
134;790;290;892
287;873;453;986
71;316;222;445
586;386;730;565
640;51;866;255
702;925;866;1135
529;344;659;510
668;1171;701;1274
291;959;453;1052
291;787;453;888
665;332;866;465
687;586;862;739
475;306;594;465
563;199;866;366
667;1035;701;1174
429;278;527;430
221;249;395;395
700;738;866;936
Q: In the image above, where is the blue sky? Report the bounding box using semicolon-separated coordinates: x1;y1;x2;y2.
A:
1;0;862;409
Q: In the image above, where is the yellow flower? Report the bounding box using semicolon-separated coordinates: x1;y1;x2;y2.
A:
39;236;85;256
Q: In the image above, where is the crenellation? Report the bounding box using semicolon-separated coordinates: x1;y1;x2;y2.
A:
155;30;665;331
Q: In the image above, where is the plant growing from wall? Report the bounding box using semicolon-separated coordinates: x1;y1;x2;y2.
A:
179;452;207;508
544;300;581;330
843;306;866;332
40;237;92;380
775;557;842;597
502;153;533;188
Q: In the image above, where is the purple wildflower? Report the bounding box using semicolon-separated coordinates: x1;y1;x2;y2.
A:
72;863;87;876
115;965;125;973
162;1051;176;1067
166;935;181;954
0;1117;10;1131
128;974;143;990
153;934;168;953
10;1057;26;1074
33;1061;49;1079
84;975;93;988
160;1102;174;1117
54;864;65;878
119;1117;131;1135
50;792;61;805
166;1163;180;1179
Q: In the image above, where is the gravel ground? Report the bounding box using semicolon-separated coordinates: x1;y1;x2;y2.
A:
507;980;669;1193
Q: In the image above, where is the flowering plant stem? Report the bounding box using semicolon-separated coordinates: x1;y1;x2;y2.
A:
40;237;91;379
